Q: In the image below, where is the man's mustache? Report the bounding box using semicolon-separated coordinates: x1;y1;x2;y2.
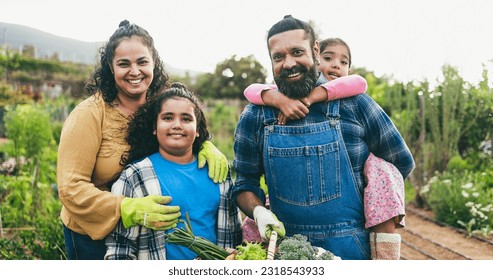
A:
278;65;308;80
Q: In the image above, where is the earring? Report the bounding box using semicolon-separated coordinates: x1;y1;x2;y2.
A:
153;130;156;135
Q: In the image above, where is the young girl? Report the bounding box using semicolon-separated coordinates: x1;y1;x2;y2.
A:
105;83;242;260
244;38;405;260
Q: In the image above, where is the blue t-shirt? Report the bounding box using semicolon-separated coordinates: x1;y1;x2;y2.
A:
149;152;220;260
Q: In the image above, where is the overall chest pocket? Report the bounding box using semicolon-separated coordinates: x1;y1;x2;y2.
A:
267;141;341;206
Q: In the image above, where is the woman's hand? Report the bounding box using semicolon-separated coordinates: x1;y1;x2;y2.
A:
198;141;229;183
120;195;181;230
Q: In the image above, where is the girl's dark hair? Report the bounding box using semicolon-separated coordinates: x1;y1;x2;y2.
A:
267;15;316;49
121;82;211;165
319;38;352;68
85;20;170;103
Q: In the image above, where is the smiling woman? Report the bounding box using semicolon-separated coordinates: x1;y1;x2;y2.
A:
110;37;155;117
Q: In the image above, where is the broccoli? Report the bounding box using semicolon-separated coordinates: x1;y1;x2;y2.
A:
276;234;339;260
314;247;338;260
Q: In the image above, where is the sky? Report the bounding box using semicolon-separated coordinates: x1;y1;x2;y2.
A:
1;0;493;85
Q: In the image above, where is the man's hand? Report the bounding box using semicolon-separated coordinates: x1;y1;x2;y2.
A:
253;206;286;242
120;195;181;230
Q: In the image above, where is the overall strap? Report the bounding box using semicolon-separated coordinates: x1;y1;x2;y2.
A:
262;106;278;126
326;100;341;126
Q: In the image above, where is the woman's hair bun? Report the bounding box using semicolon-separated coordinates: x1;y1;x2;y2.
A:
119;20;130;28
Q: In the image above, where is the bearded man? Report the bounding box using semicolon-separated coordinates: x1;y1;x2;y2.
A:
232;15;414;260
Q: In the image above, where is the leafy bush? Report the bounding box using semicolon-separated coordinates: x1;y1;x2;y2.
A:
447;155;471;171
204;101;241;161
421;170;493;237
0;103;64;259
4;104;54;161
0;211;65;260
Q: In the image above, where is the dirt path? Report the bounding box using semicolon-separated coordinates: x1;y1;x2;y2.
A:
399;203;493;260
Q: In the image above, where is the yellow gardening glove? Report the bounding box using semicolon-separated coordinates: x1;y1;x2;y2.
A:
197;140;228;183
120;195;181;230
253;206;286;242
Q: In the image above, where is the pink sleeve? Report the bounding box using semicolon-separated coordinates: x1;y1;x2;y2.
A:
363;153;406;229
243;84;278;105
321;74;368;101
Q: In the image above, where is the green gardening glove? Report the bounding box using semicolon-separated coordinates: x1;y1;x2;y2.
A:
120;195;181;230
197;140;229;183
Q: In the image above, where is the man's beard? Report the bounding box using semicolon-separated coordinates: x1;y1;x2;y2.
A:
274;63;318;99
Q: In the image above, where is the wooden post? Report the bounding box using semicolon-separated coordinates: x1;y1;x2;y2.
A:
0;208;4;238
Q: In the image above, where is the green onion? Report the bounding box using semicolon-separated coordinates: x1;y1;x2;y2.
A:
165;212;230;260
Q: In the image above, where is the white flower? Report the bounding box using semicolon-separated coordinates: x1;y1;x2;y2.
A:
429;176;439;184
481;204;493;212
465;201;474;207
472;192;480;198
420;185;430;195
461;182;474;189
461;190;469;198
477;211;486;220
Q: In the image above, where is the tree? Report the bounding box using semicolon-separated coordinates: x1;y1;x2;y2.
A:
457;65;493;160
22;45;36;59
195;55;267;99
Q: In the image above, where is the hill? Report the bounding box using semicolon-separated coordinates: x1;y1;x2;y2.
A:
1;22;101;64
0;22;201;77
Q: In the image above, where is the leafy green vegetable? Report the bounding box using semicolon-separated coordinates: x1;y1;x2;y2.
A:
235;241;267;260
165;213;230;260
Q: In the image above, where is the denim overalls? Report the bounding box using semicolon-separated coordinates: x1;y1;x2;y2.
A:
262;100;370;260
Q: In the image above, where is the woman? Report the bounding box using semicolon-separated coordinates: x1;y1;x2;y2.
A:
57;20;228;260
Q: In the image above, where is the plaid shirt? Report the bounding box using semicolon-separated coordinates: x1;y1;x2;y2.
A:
233;74;415;203
105;157;242;260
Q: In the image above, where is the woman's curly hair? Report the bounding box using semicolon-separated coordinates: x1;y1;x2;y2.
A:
121;83;211;165
85;19;170;103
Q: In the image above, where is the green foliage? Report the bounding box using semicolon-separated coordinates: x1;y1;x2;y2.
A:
0;174;34;226
0;51;92;82
4;104;54;160
0;98;65;259
204;100;243;161
0;211;65;260
447;155;471;171
0;170;64;259
364;72;387;108
0;82;33;107
404;180;416;204
376;64;493;210
195;55;267;99
421;170;493;236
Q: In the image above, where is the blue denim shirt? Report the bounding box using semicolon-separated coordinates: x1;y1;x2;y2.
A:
233;73;415;204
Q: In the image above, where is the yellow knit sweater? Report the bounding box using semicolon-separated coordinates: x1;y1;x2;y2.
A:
57;93;129;240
